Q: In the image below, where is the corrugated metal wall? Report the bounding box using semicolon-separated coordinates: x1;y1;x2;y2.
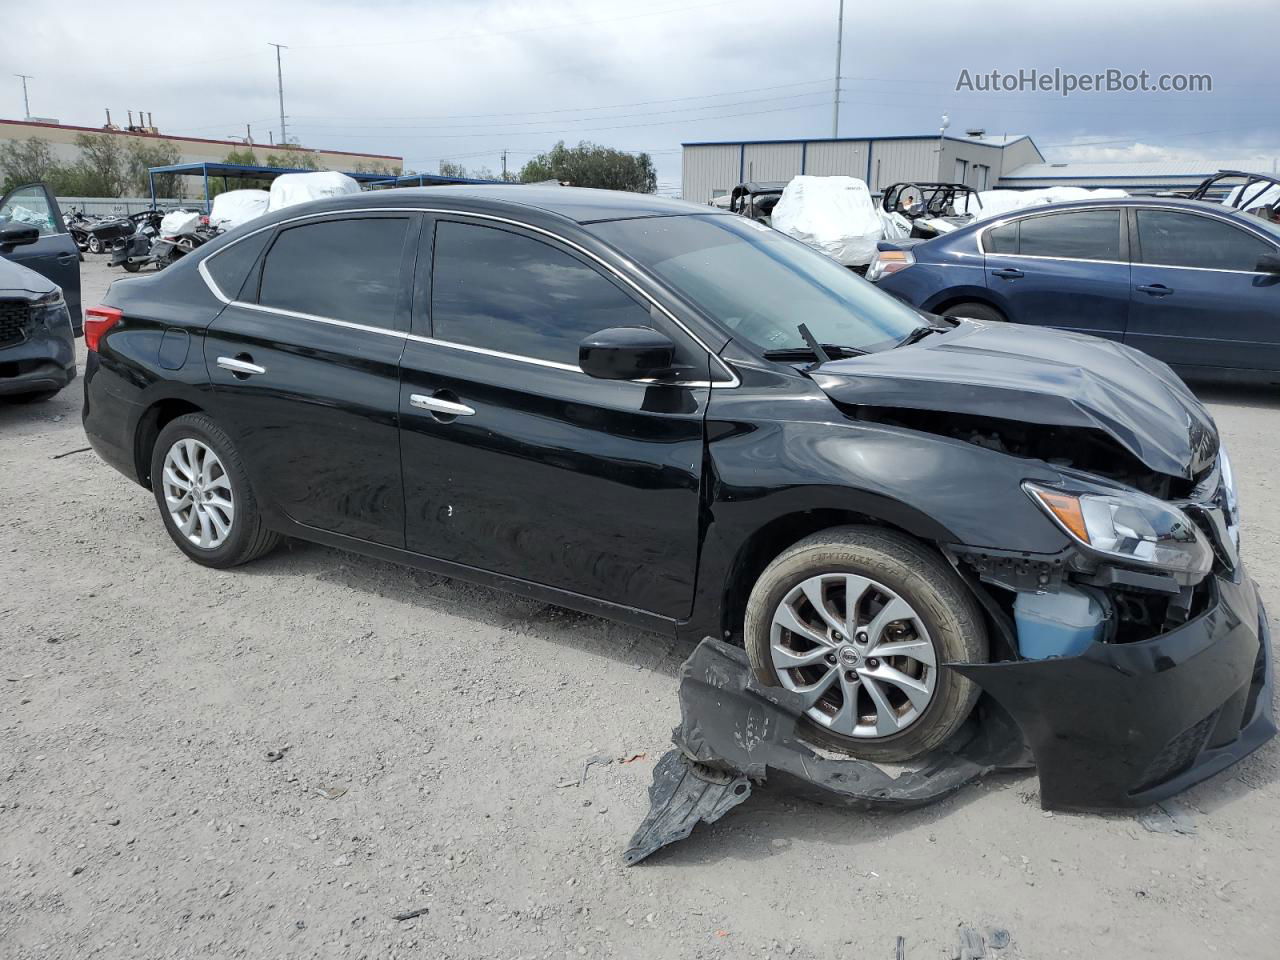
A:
682;144;742;204
803;140;870;178
864;140;941;192
741;143;803;183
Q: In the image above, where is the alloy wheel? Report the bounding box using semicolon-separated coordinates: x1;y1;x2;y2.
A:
161;438;234;550
769;573;937;739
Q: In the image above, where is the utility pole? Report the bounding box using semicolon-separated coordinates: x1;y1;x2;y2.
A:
831;0;843;138
268;43;288;146
15;74;32;119
501;149;508;180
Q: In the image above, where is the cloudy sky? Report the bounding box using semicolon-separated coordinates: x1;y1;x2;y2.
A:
12;0;1280;191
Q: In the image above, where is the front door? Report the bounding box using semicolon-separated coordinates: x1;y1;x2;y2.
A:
398;216;711;620
0;183;82;332
982;207;1130;339
202;213;418;546
1126;208;1280;371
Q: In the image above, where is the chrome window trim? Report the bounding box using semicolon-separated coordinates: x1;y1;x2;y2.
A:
197;205;739;388
976;202;1280;275
976;206;1126;264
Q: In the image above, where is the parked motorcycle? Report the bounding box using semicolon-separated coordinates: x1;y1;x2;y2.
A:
111;209;216;272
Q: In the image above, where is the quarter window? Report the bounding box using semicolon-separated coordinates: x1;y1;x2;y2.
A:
984;221;1018;254
1136;210;1273;272
430;220;655;366
206;230;271;301
258;217;409;327
1016;210;1121;261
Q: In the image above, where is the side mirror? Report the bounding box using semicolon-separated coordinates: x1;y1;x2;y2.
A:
579;326;676;381
1256;252;1280;274
0;223;39;252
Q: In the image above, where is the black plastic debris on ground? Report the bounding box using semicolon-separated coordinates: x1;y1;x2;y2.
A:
624;638;1031;865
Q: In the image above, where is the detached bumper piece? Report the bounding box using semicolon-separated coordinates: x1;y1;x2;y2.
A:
624;639;1032;865
626;579;1273;864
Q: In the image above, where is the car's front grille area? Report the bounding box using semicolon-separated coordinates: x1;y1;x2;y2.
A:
1133;708;1220;792
0;299;32;347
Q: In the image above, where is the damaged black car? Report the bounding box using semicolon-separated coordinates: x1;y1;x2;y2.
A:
81;188;1272;813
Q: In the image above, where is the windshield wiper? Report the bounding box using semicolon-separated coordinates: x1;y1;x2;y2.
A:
764;325;868;365
894;324;942;348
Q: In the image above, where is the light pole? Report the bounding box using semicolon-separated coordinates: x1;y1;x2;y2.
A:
268;43;288;146
832;1;844;138
15;74;32;119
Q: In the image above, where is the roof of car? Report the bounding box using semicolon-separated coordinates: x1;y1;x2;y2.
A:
988;196;1241;215
320;185;714;224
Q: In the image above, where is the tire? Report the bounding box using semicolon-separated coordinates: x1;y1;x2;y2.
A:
745;525;987;762
122;261;141;273
940;301;1005;323
88;236;102;255
150;413;280;568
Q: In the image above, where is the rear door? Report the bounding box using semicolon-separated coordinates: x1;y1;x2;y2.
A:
397;215;712;619
1126;208;1280;371
981;207;1130;339
0;183;82;332
202;213;417;546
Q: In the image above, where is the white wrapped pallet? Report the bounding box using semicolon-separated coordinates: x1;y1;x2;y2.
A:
267;171;361;213
209;189;270;231
159;210;201;238
771;176;883;267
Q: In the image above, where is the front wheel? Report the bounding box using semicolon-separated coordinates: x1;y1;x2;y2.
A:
941;301;1005;323
150;413;280;568
87;235;102;255
745;526;988;762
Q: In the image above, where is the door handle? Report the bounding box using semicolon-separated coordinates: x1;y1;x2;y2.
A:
57;253;77;264
991;267;1024;280
410;393;476;418
217;355;266;376
1136;284;1174;297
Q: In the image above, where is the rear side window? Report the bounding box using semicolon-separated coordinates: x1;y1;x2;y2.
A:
1136;210;1273;272
430;220;654;366
984;221;1018;254
1015;210;1121;261
205;230;270;301
258;217;409;327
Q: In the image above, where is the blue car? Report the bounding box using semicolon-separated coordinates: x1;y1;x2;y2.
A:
869;197;1280;382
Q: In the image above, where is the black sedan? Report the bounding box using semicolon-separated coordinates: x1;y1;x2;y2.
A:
81;186;1271;805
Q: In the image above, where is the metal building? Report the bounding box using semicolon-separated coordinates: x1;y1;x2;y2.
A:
995;160;1280;194
681;132;1043;203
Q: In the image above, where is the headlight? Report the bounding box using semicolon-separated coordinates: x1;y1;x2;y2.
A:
1024;481;1213;577
866;248;914;282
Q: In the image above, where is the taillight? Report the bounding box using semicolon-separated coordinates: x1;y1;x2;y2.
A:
84;305;123;352
866;248;915;283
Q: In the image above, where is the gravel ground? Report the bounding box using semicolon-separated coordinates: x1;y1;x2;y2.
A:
3;255;1278;959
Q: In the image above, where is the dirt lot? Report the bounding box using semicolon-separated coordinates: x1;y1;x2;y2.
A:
2;255;1278;959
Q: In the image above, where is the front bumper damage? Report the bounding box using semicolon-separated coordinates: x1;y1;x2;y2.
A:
626;576;1272;864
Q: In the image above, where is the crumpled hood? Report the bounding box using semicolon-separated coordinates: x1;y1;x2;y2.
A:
0;255;57;300
811;319;1218;479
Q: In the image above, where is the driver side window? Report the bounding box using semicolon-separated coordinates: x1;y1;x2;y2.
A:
0;185;62;237
429;220;665;367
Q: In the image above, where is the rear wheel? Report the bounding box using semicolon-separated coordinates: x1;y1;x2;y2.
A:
941;301;1005;323
87;235;102;255
122;261;141;273
745;526;987;762
150;413;280;568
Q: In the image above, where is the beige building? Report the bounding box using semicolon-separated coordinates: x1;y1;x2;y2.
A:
0;117;403;176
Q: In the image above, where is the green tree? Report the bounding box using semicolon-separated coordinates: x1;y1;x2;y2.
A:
518;141;656;192
0;138;59;193
266;150;320;170
125;139;181;197
438;160;469;178
59;133;128;197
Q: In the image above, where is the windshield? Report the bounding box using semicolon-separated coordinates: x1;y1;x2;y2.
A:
588;214;924;354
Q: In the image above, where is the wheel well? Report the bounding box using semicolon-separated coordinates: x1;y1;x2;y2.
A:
135;398;203;488
929;295;1004;320
722;509;896;642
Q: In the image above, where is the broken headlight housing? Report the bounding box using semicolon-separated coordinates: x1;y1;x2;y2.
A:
1024;481;1214;577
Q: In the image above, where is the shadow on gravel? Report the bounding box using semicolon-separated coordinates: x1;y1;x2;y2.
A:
1191;381;1280;411
236;537;696;678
